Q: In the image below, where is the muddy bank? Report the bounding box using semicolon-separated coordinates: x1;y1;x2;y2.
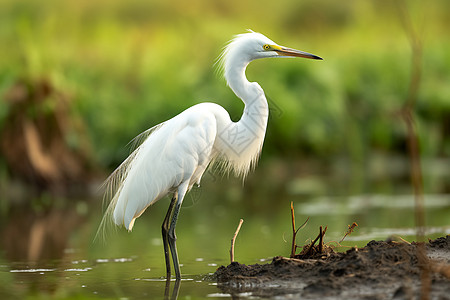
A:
214;236;450;299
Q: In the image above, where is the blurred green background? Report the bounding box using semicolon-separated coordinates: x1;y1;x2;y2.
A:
0;0;449;298
1;0;448;173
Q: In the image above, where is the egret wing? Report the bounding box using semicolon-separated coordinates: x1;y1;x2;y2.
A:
103;106;217;231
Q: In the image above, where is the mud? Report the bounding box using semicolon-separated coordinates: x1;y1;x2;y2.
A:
214;236;450;299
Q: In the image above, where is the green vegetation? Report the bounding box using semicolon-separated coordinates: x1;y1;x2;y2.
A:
0;0;449;172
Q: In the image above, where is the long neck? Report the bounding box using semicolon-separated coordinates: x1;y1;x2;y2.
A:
221;56;269;177
225;59;269;130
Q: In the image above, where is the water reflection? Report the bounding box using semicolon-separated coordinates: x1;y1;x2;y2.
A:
0;206;84;297
1;208;83;262
164;278;180;300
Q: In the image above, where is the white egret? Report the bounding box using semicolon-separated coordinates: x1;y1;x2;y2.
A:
100;31;322;279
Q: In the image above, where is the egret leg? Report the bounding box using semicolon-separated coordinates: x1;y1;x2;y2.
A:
167;181;189;280
168;200;182;279
162;196;177;279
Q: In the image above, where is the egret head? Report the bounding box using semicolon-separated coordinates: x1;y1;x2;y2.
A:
218;31;322;81
221;31;321;62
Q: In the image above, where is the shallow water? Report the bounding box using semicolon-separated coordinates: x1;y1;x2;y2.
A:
1;193;448;299
1;159;449;299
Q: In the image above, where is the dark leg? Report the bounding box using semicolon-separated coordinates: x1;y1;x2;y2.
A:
162;196;177;279
168;200;183;279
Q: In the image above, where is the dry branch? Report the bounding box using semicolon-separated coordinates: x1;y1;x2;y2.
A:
395;2;429;299
340;222;358;243
290;202;309;258
230;219;244;263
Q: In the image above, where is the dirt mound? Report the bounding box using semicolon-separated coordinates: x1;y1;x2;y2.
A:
214;236;450;299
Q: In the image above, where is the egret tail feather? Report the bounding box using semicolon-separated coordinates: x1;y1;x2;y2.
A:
96;123;165;240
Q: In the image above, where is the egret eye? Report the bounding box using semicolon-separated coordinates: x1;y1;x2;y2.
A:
263;44;271;51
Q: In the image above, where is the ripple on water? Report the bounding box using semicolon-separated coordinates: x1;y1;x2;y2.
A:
10;269;56;273
64;268;93;272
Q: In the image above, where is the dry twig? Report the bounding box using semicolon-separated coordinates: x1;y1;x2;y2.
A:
230;219;244;263
340;222;358;243
290;202;309;258
395;2;429;299
304;226;328;257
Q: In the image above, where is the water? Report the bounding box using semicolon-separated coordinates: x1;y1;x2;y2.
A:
1;158;449;299
3;259;221;299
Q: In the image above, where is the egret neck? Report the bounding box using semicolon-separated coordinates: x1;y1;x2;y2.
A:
219;52;269;178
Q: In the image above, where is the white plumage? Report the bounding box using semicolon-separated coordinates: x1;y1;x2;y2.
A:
100;30;322;279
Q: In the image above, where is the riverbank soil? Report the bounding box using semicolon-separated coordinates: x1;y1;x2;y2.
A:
215;236;450;299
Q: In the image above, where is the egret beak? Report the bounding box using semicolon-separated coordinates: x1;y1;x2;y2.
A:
273;45;323;60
